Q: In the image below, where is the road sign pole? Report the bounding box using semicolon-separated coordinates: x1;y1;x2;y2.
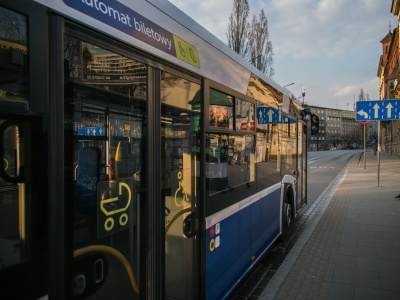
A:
355;100;398;185
364;124;366;169
377;121;381;187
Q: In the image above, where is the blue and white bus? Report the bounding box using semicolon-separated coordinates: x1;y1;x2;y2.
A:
0;0;316;299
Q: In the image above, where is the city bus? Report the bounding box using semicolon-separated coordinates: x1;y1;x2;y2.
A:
0;0;317;299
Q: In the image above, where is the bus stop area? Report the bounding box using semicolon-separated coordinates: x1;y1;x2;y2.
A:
256;150;400;300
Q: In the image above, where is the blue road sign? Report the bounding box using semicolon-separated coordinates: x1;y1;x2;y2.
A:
356;100;400;121
256;107;280;124
282;116;295;124
78;127;105;136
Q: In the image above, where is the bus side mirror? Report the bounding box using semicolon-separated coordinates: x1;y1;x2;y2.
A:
310;114;319;135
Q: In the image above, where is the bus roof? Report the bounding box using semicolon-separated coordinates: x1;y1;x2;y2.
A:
33;0;296;101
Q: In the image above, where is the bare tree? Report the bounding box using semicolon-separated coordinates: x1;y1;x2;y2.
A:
226;1;274;78
342;132;362;148
329;133;341;148
82;46;93;76
342;134;353;148
226;0;250;57
248;9;274;78
0;7;27;44
358;88;365;101
64;36;82;79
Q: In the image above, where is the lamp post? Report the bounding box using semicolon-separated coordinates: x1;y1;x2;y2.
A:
283;82;295;88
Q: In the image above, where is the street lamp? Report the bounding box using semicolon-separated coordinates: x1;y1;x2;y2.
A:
283;82;295;88
296;96;304;105
301;87;306;107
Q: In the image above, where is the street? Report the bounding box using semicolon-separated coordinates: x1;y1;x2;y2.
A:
304;149;363;216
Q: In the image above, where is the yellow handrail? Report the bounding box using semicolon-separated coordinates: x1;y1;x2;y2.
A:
74;245;139;294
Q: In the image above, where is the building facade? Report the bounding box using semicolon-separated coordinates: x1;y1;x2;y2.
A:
306;106;365;151
376;0;400;157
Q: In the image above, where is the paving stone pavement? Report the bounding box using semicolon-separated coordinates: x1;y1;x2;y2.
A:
260;150;400;300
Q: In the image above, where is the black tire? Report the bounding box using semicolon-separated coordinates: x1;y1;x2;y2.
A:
282;192;292;233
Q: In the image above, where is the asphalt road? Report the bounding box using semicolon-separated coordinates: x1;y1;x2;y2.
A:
303;149;362;217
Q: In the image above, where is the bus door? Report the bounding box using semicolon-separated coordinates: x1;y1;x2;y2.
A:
64;37;145;299
296;121;307;209
0;117;47;299
161;72;201;300
301;122;307;204
0;4;47;298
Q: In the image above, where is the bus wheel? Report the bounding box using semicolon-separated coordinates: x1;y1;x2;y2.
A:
283;193;292;232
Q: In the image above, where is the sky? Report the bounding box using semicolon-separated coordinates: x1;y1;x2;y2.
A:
168;0;397;111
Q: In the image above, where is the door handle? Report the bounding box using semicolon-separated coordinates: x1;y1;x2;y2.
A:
183;212;199;238
0;120;24;183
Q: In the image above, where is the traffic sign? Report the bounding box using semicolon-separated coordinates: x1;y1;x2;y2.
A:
356;100;400;121
78;126;105;136
282;116;295;124
256;107;280;124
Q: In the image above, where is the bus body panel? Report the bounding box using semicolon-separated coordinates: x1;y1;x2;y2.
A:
205;205;251;300
31;0;286;99
205;184;282;300
0;0;308;298
32;0;254;95
250;187;281;259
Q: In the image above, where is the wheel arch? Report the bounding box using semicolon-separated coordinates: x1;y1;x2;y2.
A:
283;183;295;218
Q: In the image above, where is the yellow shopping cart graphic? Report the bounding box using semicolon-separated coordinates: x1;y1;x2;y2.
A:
97;178;136;237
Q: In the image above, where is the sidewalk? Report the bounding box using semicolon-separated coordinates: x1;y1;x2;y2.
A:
260;150;400;300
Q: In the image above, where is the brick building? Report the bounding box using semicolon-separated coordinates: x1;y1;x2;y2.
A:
376;1;400;157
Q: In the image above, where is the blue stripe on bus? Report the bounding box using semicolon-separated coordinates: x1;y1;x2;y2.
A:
205;183;281;229
205;186;282;300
